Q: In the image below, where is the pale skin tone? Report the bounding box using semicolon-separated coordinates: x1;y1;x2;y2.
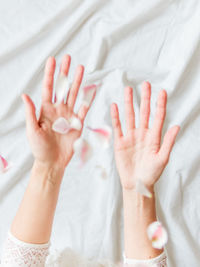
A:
10;54;180;261
110;83;180;259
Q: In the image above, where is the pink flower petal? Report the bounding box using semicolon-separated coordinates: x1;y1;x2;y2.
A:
73;138;92;166
0;155;12;173
54;73;70;105
52;117;71;134
135;179;152;198
52;116;82;134
147;221;168;249
82;83;101;107
87;125;112;148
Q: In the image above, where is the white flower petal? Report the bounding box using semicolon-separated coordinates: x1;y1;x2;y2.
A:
69;116;82;131
73;138;92;165
52;117;71;134
147;221;168;249
135;179;152;198
54;73;70;104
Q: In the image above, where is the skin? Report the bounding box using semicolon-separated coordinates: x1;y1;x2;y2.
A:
110;83;180;259
11;55;96;243
10;54;180;262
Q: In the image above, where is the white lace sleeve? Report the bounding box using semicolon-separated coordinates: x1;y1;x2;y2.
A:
0;231;167;267
0;231;50;267
123;251;167;267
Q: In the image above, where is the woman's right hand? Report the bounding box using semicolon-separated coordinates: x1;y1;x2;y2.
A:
110;82;180;192
22;55;95;170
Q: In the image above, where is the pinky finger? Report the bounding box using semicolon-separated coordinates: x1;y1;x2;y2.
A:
110;103;123;139
158;125;180;164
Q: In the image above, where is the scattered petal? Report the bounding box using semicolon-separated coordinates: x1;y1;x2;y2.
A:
147;221;168;249
82;83;101;107
0;155;12;173
54;73;70;105
95;165;108;179
52;117;71;134
135;179;152;198
73;138;92;166
69;116;82;131
87;125;112;148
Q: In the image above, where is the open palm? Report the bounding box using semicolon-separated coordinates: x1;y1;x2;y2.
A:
111;82;180;191
22;55;94;168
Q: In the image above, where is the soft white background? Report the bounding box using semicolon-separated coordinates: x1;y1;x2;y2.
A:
0;0;200;266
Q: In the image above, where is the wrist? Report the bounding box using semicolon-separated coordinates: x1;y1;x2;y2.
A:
122;187;156;208
122;183;155;197
29;160;65;191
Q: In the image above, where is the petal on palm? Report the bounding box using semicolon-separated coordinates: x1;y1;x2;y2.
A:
69;116;82;131
73;138;92;165
87;125;112;148
0;155;12;173
135;179;152;198
52;117;71;134
147;221;168;249
54;73;70;104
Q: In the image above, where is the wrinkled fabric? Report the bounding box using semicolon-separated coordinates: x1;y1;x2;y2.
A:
0;1;200;266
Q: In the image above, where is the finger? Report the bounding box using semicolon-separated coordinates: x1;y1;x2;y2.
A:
42;57;56;103
21;94;39;132
139;81;151;129
110;103;123;139
60;54;71;76
151;90;167;147
67;65;84;110
124;86;135;131
77;89;96;122
158;125;180;164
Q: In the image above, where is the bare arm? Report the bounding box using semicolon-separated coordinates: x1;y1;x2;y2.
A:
111;82;180;259
10;54;95;244
11;161;65;243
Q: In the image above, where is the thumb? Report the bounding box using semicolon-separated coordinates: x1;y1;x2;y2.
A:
21;94;39;132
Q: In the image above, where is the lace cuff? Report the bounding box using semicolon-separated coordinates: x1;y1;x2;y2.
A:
123;251;167;266
0;231;50;266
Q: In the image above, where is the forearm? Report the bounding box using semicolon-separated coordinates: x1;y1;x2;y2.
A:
123;187;163;260
10;160;65;244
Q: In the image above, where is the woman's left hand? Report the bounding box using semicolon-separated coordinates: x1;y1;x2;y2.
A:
111;82;180;192
22;55;94;169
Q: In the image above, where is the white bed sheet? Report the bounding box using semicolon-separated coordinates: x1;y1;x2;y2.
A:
0;0;200;266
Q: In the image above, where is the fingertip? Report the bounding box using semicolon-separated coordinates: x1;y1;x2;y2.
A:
48;56;55;64
45;57;56;72
111;103;117;113
174;125;181;134
125;86;133;94
78;64;84;72
64;54;71;61
160;89;167;98
142;81;151;88
21;93;27;103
